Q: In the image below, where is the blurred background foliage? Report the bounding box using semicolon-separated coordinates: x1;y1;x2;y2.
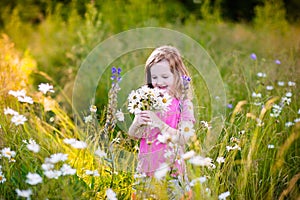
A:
0;0;299;112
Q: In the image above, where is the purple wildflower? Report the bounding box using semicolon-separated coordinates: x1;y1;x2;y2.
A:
275;60;281;65
110;66;122;84
110;75;116;80
105;67;122;133
182;75;191;90
227;104;233;109
111;67;117;74
250;53;257;60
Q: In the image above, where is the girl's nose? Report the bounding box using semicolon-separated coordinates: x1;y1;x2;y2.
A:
156;77;163;85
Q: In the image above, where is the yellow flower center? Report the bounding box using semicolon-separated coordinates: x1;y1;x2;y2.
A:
184;127;190;132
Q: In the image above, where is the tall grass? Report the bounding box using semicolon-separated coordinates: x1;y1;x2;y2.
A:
0;37;135;199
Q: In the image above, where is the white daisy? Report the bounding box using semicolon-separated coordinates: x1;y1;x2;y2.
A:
252;92;262;98
267;144;275;149
89;105;97;113
38;83;54;94
288;81;296;86
4;107;19;116
11;114;27;125
84;115;93;123
0;171;6;183
180;121;195;140
44;170;62;179
257;72;266;78
216;157;225;164
15;189;32;199
60;164;76;176
270;104;282;118
70;141;87;149
115;110;124;121
26;139;40;153
218;191;230;200
127;100;141;115
8;89;26;98
106;188;117;200
63;138;77;145
189;155;213;167
26;172;43;185
266;85;274;91
226;144;241;152
85;170;100;176
127;90;141;102
154;162;170;180
46;153;68;164
281;97;291;105
112;137;120;144
157;133;171;144
277;81;285;86
285;92;292;97
285;122;294;127
154;92;172;111
41;163;54;171
1;147;16;159
17;96;33;104
200;120;211;129
127;86;172;114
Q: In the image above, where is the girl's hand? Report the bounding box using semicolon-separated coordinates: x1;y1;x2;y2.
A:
128;112;152;138
139;110;164;129
133;111;152;127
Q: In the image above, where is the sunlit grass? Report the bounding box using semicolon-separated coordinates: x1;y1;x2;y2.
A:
0;1;299;199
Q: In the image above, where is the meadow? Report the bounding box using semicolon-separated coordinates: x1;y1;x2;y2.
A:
0;1;299;199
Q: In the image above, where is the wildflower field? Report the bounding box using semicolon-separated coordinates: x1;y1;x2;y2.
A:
0;1;300;199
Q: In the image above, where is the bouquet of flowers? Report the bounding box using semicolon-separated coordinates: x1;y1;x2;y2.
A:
127;85;172;114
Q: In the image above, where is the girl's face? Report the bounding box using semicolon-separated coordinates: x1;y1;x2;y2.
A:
150;60;174;93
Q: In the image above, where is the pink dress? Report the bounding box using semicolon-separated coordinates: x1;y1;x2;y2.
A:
137;98;195;176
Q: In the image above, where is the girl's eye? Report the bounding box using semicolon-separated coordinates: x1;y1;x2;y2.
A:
152;77;157;79
163;76;169;79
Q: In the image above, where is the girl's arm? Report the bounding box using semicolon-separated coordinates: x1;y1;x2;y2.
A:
128;116;142;138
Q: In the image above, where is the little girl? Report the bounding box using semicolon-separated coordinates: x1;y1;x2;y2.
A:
128;46;195;200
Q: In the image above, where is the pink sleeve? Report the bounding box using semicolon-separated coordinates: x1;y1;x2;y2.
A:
180;99;195;123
